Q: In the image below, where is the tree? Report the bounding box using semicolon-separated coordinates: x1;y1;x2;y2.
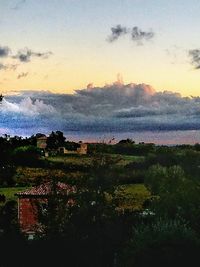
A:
64;154;123;266
0;137;16;186
145;165;200;229
36;155;123;266
118;138;135;144
0;200;19;235
118;218;200;267
46;131;66;149
12;145;41;166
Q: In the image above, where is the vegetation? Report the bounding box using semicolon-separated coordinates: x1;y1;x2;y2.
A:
0;187;29;202
1;133;200;266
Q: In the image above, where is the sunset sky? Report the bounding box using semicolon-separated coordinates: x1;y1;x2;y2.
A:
1;0;200;143
1;0;200;96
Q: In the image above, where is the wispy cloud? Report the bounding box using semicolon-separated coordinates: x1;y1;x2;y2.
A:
107;25;128;42
188;49;200;69
0;44;52;73
0;63;7;70
131;26;154;45
0;63;18;71
13;48;53;63
107;25;154;44
17;72;28;79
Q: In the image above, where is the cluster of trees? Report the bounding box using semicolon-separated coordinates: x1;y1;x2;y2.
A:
88;139;155;155
0;131;67;186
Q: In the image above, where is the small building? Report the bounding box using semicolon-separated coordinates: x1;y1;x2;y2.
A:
77;143;87;155
58;143;88;155
36;136;47;149
36;136;88;157
15;182;75;236
58;147;77;155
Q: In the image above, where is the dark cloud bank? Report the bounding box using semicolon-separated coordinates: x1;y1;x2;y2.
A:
1;81;200;138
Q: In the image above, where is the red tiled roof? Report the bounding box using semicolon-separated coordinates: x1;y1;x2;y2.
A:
15;182;75;196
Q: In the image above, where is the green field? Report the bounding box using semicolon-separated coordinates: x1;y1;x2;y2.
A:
0;154;147;209
116;184;151;211
0;183;150;212
47;155;92;166
0;187;30;202
47;154;144;167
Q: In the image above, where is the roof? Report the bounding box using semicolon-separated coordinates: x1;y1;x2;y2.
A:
15;182;75;197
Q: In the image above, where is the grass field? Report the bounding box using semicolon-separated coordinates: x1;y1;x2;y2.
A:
0;154;147;210
47;154;144;167
116;184;151;211
0;187;30;202
47;155;92;166
0;183;150;212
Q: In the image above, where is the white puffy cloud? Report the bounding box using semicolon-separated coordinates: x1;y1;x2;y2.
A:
1;97;56;116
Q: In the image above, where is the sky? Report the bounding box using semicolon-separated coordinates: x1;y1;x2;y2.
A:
1;0;200;143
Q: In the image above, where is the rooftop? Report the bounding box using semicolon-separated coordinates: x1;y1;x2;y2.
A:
15;182;75;197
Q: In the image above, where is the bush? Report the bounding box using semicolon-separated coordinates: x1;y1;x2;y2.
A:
12;146;41;167
118;218;200;267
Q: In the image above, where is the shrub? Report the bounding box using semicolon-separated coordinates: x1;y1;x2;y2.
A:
12;146;41;167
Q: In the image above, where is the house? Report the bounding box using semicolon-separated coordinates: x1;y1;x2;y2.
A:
58;142;88;155
36;136;47;149
58;146;77;155
15;182;75;236
36;135;88;156
77;143;87;154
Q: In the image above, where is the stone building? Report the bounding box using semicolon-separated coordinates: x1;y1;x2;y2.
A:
58;142;88;155
36;136;47;149
77;143;88;154
36;135;88;156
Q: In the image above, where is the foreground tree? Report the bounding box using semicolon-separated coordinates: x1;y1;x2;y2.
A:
34;155;127;266
145;164;200;230
118;218;200;267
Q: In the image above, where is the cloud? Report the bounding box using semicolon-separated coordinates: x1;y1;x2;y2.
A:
87;83;94;89
0;45;52;72
17;72;28;79
1;97;56;116
188;49;200;69
0;46;11;58
107;25;154;44
107;25;128;42
0;63;8;70
11;0;26;10
0;63;18;71
13;48;53;63
131;26;154;45
2;81;200;138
